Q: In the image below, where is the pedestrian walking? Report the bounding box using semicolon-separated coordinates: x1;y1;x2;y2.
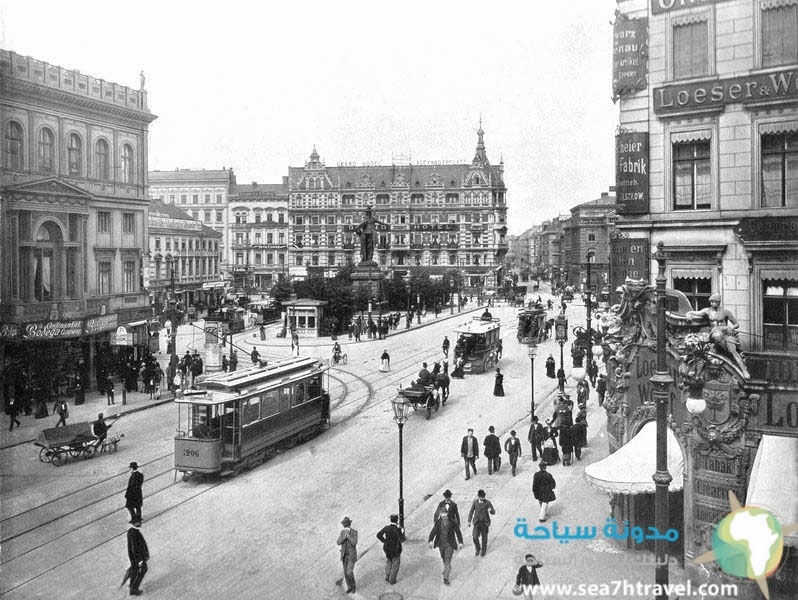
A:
596;373;607;406
467;489;496;557
572;412;587;462
497;339;503;359
336;516;358;594
588;359;599;387
504;429;522;476
559;423;574;466
221;354;229;372
545;355;556;379
376;514;405;584
527;416;544;462
576;379;589;405
541;422;560;465
125;518;149;596
250;347;260;365
493;368;505;397
460;429;479;480
259;323;266;340
428;507;463;585
54;397;69;427
514;553;543;599
442;336;450;358
532;462;556;522
434;489;461;526
229;350;238;372
107;375;116;405
8;396;21;431
379;349;391;373
125;462;144;523
483;426;502;475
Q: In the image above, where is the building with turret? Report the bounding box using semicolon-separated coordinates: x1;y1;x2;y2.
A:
286;125;508;289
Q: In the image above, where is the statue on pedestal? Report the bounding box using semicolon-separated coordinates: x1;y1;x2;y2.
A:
354;206;383;264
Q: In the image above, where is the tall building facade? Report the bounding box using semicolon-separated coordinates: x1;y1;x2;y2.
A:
227;180;289;292
286;126;508;288
613;1;797;597
148;168;235;279
562;192;616;292
0;49;156;397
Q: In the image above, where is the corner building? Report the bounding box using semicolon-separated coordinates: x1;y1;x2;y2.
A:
287;126;508;287
0;50;156;399
613;1;797;597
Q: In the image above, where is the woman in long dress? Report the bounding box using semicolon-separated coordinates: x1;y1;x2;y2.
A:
493;368;505;396
541;423;560;465
379;350;390;372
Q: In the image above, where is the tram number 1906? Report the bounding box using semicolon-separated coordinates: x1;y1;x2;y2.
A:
183;448;200;458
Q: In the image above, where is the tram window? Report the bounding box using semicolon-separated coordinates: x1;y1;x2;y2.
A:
307;375;321;398
261;390;280;418
243;397;260;425
293;383;307;406
279;386;291;411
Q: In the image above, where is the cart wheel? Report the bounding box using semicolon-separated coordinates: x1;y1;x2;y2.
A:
435;393;440;412
39;447;52;463
83;446;96;459
69;447;83;458
52;451;66;467
425;402;432;420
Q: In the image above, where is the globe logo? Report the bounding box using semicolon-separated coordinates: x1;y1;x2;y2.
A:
694;491;798;600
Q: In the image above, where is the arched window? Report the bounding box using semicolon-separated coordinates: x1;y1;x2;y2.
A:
38;127;55;172
67;133;82;176
4;121;23;170
95;139;110;180
121;143;135;183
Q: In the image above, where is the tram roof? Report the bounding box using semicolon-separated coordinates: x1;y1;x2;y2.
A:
175;356;327;405
453;317;501;335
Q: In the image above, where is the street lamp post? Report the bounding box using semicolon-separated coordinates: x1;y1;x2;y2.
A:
390;395;410;529
555;314;568;393
528;345;538;421
405;283;411;329
651;242;673;600
585;248;595;380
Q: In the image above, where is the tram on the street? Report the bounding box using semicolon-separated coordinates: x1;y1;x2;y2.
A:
174;356;330;479
453;316;502;374
517;302;547;345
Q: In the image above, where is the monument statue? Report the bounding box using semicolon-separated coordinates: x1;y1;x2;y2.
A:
354;206;382;263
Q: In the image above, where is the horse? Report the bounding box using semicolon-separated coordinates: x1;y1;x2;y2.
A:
431;362;450;404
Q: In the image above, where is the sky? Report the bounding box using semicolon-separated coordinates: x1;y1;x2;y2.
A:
1;0;619;234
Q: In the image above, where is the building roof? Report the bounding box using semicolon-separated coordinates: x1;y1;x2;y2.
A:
149;169;235;184
200;223;223;237
149;198;194;220
571;194;616;215
229;182;288;197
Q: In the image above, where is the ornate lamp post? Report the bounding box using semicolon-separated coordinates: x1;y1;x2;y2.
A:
555;313;568;393
405;282;411;329
585;247;595;377
528;344;538;420
390;395;410;528
651;242;673;600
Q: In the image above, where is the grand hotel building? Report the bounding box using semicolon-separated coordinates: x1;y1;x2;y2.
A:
286;126;508;288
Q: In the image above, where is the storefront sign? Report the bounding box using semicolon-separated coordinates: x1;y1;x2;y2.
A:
654;69;798;114
609;238;650;293
615;132;649;214
23;319;84;339
651;0;733;15
612;14;648;99
84;313;118;335
734;216;798;242
753;390;798;434
0;323;20;338
627;347;679;405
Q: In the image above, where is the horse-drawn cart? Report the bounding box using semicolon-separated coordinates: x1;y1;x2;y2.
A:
34;421;115;466
397;384;440;420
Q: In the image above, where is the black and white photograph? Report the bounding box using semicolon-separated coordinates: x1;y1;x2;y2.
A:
1;1;797;599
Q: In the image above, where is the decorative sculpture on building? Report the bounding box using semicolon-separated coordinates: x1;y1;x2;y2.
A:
684;293;749;380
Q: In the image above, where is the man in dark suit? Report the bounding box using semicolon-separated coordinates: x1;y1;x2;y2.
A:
376;514;405;584
428;509;463;585
460;428;479;480
516;553;543;596
336;517;358;594
467;489;496;557
527;416;544;461
483;426;502;474
125;462;144;523
504;429;523;476
532;462;556;522
126;518;149;596
434;489;461;527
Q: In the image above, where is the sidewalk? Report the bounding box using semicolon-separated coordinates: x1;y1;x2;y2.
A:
333;383;689;600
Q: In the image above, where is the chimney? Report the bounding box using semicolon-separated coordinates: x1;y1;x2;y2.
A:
252;181;258;187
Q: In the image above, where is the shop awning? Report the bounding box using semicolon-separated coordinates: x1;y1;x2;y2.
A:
584;421;684;495
746;435;798;548
125;320;148;328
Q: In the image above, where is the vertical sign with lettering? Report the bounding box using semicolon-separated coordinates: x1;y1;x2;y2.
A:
613;14;648;99
609;238;650;293
615;132;649;214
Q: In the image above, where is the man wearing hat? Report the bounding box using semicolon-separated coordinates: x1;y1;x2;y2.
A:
125;462;144;523
126;517;149;596
376;514;405;584
336;517;358;594
429;500;464;585
93;413;109;445
460;428;479;480
434;489;461;527
532;462;556;522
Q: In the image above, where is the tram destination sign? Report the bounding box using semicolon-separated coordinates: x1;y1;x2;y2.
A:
615;132;649;214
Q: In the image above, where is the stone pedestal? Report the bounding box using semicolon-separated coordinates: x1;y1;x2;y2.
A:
350;261;385;298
